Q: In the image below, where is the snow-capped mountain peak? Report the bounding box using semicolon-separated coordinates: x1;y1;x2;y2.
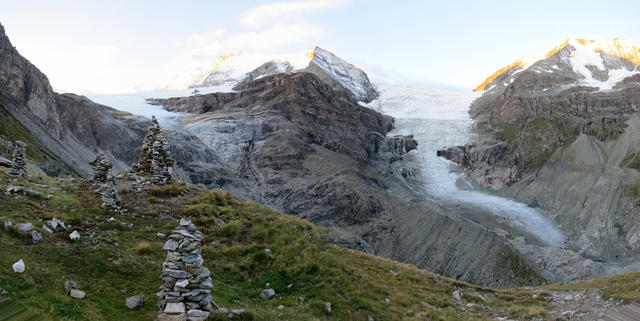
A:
475;38;640;92
163;46;379;102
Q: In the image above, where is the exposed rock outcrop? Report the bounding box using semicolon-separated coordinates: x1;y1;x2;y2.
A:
0;22;148;177
439;38;640;268
149;72;538;287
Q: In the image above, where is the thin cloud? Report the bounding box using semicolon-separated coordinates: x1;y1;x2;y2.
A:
161;22;325;89
238;0;349;28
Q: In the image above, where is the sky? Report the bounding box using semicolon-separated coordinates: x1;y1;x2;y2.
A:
1;0;639;93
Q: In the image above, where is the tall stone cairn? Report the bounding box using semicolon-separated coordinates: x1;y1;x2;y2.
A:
134;116;173;185
7;141;26;177
158;218;213;321
90;153;112;182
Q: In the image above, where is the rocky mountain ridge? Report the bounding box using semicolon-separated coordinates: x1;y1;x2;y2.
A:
0;22;149;176
0;20;579;288
166;46;379;103
439;38;640;267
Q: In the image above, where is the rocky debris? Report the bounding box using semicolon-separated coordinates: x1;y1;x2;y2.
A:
17;222;32;234
157;219;213;321
0;155;12;168
324;302;332;313
64;280;77;294
133;116;173;185
31;230;42;243
453;290;464;301
90;153;112;183
125;295;144;309
542;289;632;320
42;225;53;234
7;141;26;177
46;217;67;233
260;289;275;300
5;185;48;198
69;230;81;241
69;289;86;299
12;259;25;273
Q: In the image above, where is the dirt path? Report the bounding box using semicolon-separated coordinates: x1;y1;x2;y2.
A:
537;289;635;321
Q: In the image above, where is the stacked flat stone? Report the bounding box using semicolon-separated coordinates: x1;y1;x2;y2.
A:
90;154;121;211
134;116;173;185
7;141;26;177
158;218;213;321
98;176;121;211
150;135;173;185
90;153;112;182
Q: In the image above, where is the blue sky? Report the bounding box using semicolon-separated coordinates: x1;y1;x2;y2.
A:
1;0;638;93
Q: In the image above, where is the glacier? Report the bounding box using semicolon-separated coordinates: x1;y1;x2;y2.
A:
374;84;565;247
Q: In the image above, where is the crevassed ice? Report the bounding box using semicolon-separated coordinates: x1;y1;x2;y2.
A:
372;84;565;246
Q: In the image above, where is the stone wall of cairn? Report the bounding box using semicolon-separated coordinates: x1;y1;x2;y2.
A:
7;141;26;177
90;153;112;183
90;154;121;212
158;218;213;321
133;116;173;185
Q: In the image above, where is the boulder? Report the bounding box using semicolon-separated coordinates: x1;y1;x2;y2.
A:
260;289;275;300
31;230;42;243
12;259;25;273
69;230;81;241
69;289;86;299
17;222;33;234
64;280;77;294
125;295;144;309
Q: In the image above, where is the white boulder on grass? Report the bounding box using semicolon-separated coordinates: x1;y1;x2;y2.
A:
12;259;25;273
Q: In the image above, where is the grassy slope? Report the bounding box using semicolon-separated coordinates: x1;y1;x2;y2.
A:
0;103;60;166
0;172;637;320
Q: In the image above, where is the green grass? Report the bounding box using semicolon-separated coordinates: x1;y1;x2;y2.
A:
147;182;188;197
0;171;639;320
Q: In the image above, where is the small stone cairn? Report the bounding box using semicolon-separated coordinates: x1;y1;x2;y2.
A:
90;153;121;211
133;116;173;185
158;218;213;321
90;153;112;183
7;141;26;177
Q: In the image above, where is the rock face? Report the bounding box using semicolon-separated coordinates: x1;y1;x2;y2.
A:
149;73;410;227
439;38;640;268
7;141;26;176
303;47;379;103
184;47;379;103
0;22;148;177
157;219;213;320
149;72;540;288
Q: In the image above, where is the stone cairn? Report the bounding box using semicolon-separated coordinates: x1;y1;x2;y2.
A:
90;153;112;182
158;218;213;321
133;116;173;185
90;153;121;212
7;141;26;177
